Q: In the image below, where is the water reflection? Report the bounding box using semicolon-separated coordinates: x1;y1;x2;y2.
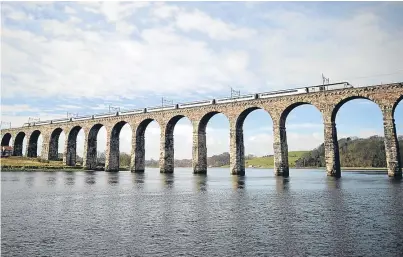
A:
193;174;207;192
325;176;341;189
63;172;75;186
25;174;35;187
107;172;119;185
84;171;96;185
46;173;57;186
132;172;145;189
231;175;245;190
161;173;174;188
275;177;290;193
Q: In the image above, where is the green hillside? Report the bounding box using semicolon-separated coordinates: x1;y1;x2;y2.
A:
244;151;307;168
295;136;403;168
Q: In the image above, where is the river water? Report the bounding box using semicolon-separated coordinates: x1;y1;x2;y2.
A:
1;168;403;257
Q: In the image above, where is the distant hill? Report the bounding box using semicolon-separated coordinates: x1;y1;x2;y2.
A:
295;136;403;168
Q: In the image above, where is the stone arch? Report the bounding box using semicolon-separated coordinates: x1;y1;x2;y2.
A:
193;111;230;174
280;102;323;127
132;118;161;172
235;107;274;170
13;132;25;156
1;133;12;146
48;128;64;160
106;120;131;171
331;96;380;123
27;130;41;157
198;111;229;133
235;106;273;129
66;126;84;166
85;123;105;170
274;102;323;177
162;115;193;172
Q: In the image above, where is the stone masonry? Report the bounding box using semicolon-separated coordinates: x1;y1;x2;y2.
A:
1;82;402;178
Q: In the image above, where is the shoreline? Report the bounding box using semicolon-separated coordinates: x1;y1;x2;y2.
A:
0;165;395;172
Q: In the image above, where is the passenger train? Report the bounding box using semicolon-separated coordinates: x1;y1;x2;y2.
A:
22;82;352;127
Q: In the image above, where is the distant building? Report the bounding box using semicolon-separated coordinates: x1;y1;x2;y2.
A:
1;146;13;157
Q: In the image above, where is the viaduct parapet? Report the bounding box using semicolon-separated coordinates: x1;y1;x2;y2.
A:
1;82;402;178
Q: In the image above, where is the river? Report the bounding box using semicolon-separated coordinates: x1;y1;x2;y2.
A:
1;168;403;257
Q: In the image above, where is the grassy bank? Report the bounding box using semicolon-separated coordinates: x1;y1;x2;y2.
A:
1;156;82;171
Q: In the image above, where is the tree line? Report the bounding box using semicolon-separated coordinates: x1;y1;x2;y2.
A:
295;136;403;168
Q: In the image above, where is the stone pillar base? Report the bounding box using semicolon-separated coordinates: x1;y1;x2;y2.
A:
231;167;245;176
274;167;289;177
131;169;145;173
327;169;341;178
193;169;207;174
160;168;174;173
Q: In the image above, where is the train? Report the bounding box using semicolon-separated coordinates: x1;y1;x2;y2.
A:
22;82;352;127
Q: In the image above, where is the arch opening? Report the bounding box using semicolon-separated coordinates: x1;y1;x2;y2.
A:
27;130;42;158
133;119;161;172
66;126;84;166
393;99;403;169
239;108;273;172
106;121;132;171
13;132;25;156
1;133;12;146
1;133;13;157
201;112;230;173
335;98;384;169
85;124;106;170
164;115;192;170
283;103;324;176
49;128;65;161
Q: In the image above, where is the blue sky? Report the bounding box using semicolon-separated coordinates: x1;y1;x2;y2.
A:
1;1;403;159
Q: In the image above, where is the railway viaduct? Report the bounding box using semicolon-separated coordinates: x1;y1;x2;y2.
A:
1;82;402;178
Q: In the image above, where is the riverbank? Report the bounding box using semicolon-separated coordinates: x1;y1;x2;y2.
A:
1;156;398;172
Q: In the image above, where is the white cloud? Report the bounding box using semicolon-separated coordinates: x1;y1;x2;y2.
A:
175;9;256;40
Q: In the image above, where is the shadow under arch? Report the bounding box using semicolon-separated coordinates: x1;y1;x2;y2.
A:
194;111;230;174
133;118;161;172
106;120;132;172
85;123;104;170
13;132;25;156
49;127;64;160
66;126;84;166
1;133;12;146
27;130;41;157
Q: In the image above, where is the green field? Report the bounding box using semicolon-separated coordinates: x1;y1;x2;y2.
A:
220;151;308;168
244;151;307;168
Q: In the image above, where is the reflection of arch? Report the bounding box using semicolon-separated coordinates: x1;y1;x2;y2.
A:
331;96;379;123
66;126;84;166
133;119;160;172
106;120;131;171
27;130;41;157
49;128;63;160
13;132;25;156
85;124;104;170
1;133;12;146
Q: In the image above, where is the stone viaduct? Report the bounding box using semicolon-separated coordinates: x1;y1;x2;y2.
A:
1;82;402;178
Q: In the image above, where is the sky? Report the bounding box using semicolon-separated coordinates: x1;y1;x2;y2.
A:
1;1;403;160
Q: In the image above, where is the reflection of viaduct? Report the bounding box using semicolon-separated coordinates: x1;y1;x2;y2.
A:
1;82;402;178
